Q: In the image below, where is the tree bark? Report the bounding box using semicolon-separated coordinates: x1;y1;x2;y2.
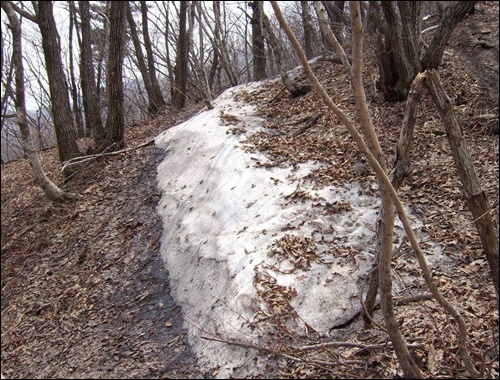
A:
37;1;81;164
351;4;423;377
204;1;238;87
126;2;161;116
272;2;480;377
250;1;267;81
371;1;477;101
261;12;311;98
68;1;84;138
313;1;350;68
301;1;316;59
160;1;175;97
425;69;499;298
391;73;426;190
321;1;346;45
421;1;478;70
194;1;212;102
140;1;166;111
78;0;105;149
105;1;127;150
377;1;422;101
95;2;110;104
172;0;189;109
2;1;78;201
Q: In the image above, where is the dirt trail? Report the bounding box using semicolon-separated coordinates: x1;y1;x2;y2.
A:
1;115;204;379
1;3;498;379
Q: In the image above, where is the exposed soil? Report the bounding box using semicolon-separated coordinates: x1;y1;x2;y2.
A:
1;2;498;379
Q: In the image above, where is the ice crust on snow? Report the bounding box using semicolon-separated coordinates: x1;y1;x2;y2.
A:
155;81;440;378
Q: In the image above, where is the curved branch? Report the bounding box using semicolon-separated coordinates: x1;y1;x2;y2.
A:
270;1;480;378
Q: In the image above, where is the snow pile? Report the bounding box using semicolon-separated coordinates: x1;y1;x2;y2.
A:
155;81;438;378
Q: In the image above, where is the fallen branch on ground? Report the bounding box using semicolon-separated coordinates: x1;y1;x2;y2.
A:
293;111;322;136
62;139;154;174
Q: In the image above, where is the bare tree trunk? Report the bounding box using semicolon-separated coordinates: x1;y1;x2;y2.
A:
391;73;426;190
350;4;423;377
68;1;84;138
244;2;251;83
95;3;110;104
140;1;166;111
271;2;480;377
321;1;346;45
370;1;477;101
172;1;189;109
204;1;238;87
261;12;310;98
425;69;499;297
160;1;175;97
195;1;212;102
37;1;81;164
391;69;499;299
250;1;267;81
78;0;105;148
313;1;350;67
126;2;161;116
377;1;422;101
2;1;78;201
301;1;316;59
105;1;127;150
421;1;478;69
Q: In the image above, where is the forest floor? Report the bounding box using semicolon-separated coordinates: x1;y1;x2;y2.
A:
1;2;498;379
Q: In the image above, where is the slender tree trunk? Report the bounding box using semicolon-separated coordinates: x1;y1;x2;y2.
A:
126;2;160;116
68;1;84;138
195;2;212;102
250;1;267;81
350;4;423;377
425;69;499;297
260;12;310;98
391;69;499;299
208;48;219;91
161;1;175;99
313;1;350;67
140;1;165;110
301;1;316;59
172;0;189;109
391;73;426;190
208;1;238;87
421;1;478;70
78;0;105;148
2;1;77;201
105;1;127;150
37;1;81;164
321;1;345;45
95;2;110;104
377;1;422;101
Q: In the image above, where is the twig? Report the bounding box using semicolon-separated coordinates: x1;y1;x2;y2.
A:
296;341;424;353
201;334;299;363
393;293;434;306
293;111;322;136
269;86;286;102
62;139;154;173
359;281;387;332
202;333;423;355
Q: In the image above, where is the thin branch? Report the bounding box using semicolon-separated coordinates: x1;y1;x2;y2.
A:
62;139;154;173
296;341;424;353
270;1;480;378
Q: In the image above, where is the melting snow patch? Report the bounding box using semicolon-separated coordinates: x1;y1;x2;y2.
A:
155;82;441;378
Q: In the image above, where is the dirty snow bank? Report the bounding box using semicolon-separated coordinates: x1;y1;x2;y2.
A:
155;82;440;378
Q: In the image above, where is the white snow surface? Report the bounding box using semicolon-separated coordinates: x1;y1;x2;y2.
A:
155;81;441;378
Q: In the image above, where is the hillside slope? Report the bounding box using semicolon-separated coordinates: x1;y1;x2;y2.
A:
1;2;498;378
